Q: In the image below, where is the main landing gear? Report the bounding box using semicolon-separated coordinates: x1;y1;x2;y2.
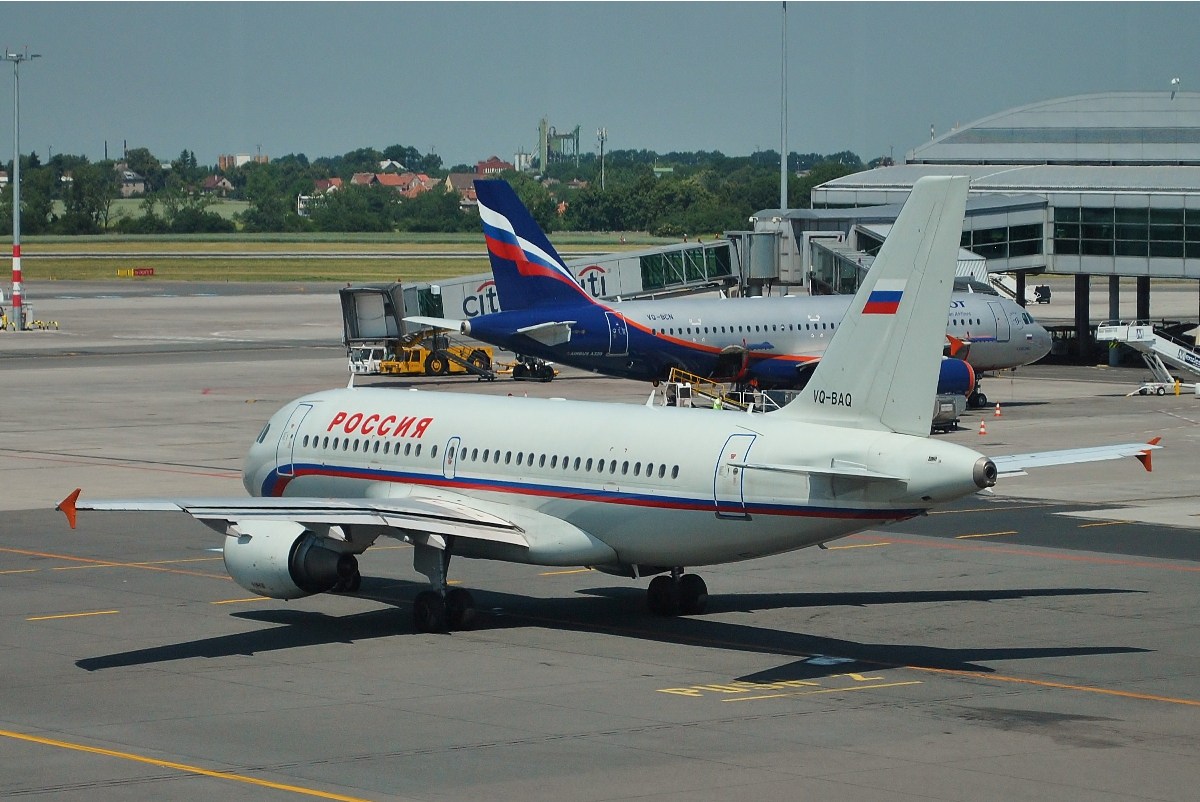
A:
411;540;476;633
646;569;708;616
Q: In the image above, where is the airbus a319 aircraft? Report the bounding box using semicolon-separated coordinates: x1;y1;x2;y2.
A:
407;180;1052;406
59;176;1157;633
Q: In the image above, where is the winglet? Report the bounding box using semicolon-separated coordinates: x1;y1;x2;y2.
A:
57;488;82;529
1137;437;1162;472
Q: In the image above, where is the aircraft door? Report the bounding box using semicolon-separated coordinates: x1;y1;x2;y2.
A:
713;433;756;519
987;302;1011;342
605;312;629;356
275;403;313;478
442;436;461;479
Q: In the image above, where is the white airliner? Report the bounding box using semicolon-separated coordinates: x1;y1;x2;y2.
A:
408;179;1052;406
59;177;1158;633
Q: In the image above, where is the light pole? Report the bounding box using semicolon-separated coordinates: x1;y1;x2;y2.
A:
4;48;39;331
596;127;607;191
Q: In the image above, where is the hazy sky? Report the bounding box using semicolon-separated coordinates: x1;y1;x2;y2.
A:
1;2;1196;168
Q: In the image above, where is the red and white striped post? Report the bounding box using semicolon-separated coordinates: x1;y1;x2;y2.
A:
5;49;39;331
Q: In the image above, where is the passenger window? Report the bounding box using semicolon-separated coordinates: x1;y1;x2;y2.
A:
516;452;524;466
597;459;605;472
383;442;390;454
430;445;438;459
634;462;641;476
404;443;412;456
471;448;478;461
414;444;422;457
373;441;380;454
621;461;629;475
505;451;512;464
550;455;558;468
658;465;666;479
539;454;546;468
671;465;679;479
573;457;581;470
332;437;340;450
322;436;329;449
585;458;593;471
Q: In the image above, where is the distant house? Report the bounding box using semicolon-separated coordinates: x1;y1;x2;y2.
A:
350;172;377;187
476;155;514;175
201;175;234;197
378;159;406;173
445;173;478;208
119;170;146;198
314;177;343;194
0;170;7;187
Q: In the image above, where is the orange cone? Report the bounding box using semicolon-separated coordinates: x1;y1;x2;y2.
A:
994;402;1002;417
978;419;988;436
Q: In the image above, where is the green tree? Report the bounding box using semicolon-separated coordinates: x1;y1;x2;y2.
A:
57;161;116;233
122;147;166;192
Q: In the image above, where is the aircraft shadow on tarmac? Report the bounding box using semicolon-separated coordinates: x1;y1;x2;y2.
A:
74;581;1147;677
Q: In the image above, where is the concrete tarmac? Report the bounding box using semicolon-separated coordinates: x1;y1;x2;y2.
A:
1;283;1198;801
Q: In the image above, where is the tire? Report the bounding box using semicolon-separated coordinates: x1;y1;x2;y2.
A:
445;588;476;630
424;352;450;376
647;575;679;616
677;574;709;615
468;350;490;372
413;591;448;633
1156;386;1166;396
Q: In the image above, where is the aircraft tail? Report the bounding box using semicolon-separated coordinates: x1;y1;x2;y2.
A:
474;179;595;311
776;175;970;436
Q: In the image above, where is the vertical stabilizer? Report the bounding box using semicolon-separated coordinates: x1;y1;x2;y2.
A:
775;175;969;435
474;179;595;311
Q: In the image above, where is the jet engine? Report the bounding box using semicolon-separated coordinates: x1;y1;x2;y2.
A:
223;521;359;600
936;357;976;396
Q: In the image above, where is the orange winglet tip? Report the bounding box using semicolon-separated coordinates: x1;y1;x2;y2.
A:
1136;437;1162;472
945;334;966;357
57;488;82;529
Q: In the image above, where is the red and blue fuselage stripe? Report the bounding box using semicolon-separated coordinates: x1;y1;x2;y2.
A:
261;464;924;522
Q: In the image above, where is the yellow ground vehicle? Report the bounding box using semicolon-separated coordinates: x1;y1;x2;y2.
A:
349;332;495;380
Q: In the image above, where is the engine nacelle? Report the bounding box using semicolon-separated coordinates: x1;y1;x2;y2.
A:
936;357;976;396
223;520;359;600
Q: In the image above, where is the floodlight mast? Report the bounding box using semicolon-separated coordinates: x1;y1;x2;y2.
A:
4;48;39;332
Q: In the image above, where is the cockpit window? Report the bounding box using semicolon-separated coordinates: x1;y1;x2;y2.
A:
256;424;271;444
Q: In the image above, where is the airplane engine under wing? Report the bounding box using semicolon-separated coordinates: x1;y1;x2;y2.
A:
937;357;976;396
223;520;359;600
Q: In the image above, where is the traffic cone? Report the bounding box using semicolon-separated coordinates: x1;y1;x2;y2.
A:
994;402;1002;417
978;419;987;436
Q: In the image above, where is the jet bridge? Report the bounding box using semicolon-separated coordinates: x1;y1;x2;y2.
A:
1096;320;1200;395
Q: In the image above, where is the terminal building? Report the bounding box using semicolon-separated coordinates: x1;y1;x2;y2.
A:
748;91;1200;360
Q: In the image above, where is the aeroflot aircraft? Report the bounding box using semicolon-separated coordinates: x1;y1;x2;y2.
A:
59;177;1156;633
406;180;1052;406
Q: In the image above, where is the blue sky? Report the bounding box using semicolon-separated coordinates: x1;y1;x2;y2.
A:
1;2;1196;168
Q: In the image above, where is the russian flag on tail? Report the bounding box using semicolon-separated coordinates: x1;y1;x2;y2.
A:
863;279;906;315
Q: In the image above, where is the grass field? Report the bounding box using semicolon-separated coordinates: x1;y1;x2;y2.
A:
17;230;673;283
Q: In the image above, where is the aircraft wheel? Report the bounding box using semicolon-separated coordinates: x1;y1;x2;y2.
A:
512;362;527;380
1139;387;1149;395
445;587;476;630
413;590;448;633
677;574;708;615
425;352;450;376
646;575;679;616
468;350;490;371
539;364;555;382
332;569;362;594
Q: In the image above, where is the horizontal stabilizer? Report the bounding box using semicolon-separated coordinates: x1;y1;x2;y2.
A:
990;438;1161;477
515;320;576;346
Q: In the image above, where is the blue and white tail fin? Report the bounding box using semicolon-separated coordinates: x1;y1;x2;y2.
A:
474;179;595;311
776;175;970;436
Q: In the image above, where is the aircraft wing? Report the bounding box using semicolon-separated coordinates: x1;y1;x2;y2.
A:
989;438;1160;478
57;489;617;564
515;320;576;346
403;315;467;333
